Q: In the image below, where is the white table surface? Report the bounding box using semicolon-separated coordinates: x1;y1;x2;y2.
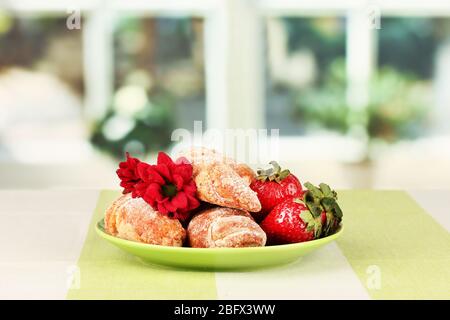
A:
0;189;449;300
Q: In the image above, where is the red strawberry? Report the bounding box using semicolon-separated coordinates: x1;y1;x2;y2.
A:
260;197;314;244
260;182;343;245
250;161;303;221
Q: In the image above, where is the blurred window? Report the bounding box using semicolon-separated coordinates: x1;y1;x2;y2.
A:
265;17;347;136
0;13;86;163
91;16;205;158
377;17;450;136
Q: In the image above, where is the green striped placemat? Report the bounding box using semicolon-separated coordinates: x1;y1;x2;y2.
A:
337;190;450;299
68;190;450;299
66;190;217;300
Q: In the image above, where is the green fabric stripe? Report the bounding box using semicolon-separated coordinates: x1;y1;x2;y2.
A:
336;190;450;299
67;190;217;300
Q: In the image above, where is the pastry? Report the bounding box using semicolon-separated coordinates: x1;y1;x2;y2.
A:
178;147;255;183
178;147;261;212
104;194;186;246
187;207;267;248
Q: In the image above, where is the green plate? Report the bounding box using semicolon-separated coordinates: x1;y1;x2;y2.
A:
96;221;343;271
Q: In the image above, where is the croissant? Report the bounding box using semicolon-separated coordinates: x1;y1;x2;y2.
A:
178;147;261;212
104;194;186;247
178;147;255;183
187;207;267;248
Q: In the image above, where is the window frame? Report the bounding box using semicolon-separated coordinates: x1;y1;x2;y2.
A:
3;0;450;161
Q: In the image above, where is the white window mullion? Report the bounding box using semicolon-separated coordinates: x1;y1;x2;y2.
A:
346;7;376;113
82;7;114;121
204;2;230;130
204;0;263;130
227;0;264;129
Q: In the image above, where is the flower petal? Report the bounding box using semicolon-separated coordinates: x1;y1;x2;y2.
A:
154;163;172;181
116;153;143;195
157;152;175;168
134;180;148;197
186;194;200;210
157;201;168;214
144;183;163;201
142;166;165;185
172;163;193;182
161;198;177;212
173;210;190;221
172;174;184;190
182;180;197;194
136;162;150;180
175;156;191;165
171;192;187;209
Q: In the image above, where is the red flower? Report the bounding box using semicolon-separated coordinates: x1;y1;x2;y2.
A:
116;152;200;220
116;153;142;196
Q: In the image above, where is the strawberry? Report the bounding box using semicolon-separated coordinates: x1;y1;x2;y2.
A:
250;161;303;221
260;197;314;245
260;182;343;245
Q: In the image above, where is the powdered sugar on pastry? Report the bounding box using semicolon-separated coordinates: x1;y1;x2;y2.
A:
178;147;261;212
177;147;255;184
104;194;186;247
187;207;267;248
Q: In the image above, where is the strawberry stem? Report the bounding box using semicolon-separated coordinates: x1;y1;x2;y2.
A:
256;161;290;183
303;182;343;237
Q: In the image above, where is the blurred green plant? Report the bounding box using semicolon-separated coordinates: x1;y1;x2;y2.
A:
90;85;175;159
283;17;346;84
295;59;429;143
379;17;439;79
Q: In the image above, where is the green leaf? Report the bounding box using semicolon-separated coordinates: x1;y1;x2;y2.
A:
324;212;334;236
269;161;281;173
304;182;314;189
303;181;343;230
304;182;323;198
278;169;290;180
300;210;314;223
321;197;335;211
332;202;343;219
304;191;322;208
314;217;322;238
304;191;314;203
98;218;105;231
306;202;322;218
319;183;333;197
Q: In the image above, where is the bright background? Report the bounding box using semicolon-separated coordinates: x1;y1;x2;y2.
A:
1;0;450;189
